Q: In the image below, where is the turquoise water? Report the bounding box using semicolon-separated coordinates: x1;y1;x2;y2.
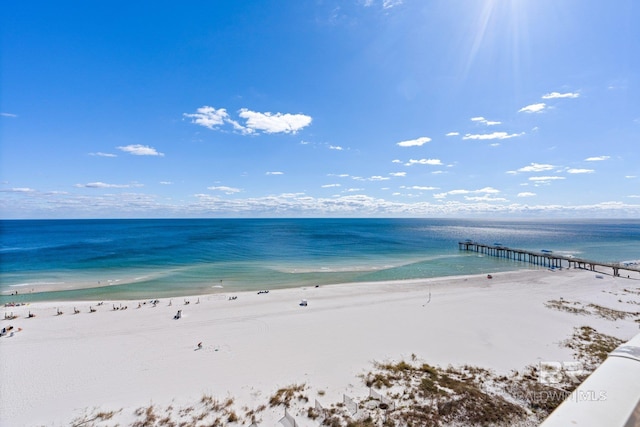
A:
1;218;639;302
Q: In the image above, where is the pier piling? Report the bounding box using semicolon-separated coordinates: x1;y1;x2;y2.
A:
458;241;640;277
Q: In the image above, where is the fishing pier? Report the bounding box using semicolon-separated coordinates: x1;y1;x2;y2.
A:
458;241;640;278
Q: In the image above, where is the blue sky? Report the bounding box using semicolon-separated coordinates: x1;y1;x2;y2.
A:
1;0;639;218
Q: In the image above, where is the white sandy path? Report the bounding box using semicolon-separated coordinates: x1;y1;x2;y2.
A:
0;269;638;426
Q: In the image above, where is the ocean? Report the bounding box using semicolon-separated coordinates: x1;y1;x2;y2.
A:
1;218;639;302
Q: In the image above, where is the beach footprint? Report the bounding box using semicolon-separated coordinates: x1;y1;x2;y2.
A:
195;343;231;355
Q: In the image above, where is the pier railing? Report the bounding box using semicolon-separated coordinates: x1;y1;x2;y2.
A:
458;241;640;277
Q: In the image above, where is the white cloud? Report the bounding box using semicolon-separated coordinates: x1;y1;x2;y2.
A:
75;182;142;189
160;181;173;185
516;163;555;173
329;145;344;150
1;112;18;118
322;184;341;188
529;176;565;182
446;132;459;137
117;144;164;156
183;106;230;129
517;192;536;197
207;186;241;194
518;103;546;113
607;79;628;91
406;186;438;191
435;187;500;199
448;189;470;195
238;108;312;134
567;168;595;174
266;171;284;175
542;92;580;99
363;0;403;9
6;189;640;219
279;192;306;198
396;136;431;147
529;176;565;181
3;187;35;193
352;176;390;182
471;117;501;126
585;156;610;162
185;106;312;135
89;152;117;157
405;158;443;166
462;132;523;140
477;187;500;194
389;172;406;177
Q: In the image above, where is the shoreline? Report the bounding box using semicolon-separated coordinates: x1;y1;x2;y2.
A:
2;268;639;426
0;262;536;301
2;261;622;303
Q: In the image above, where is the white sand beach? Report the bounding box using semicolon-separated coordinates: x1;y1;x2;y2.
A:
1;268;639;426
